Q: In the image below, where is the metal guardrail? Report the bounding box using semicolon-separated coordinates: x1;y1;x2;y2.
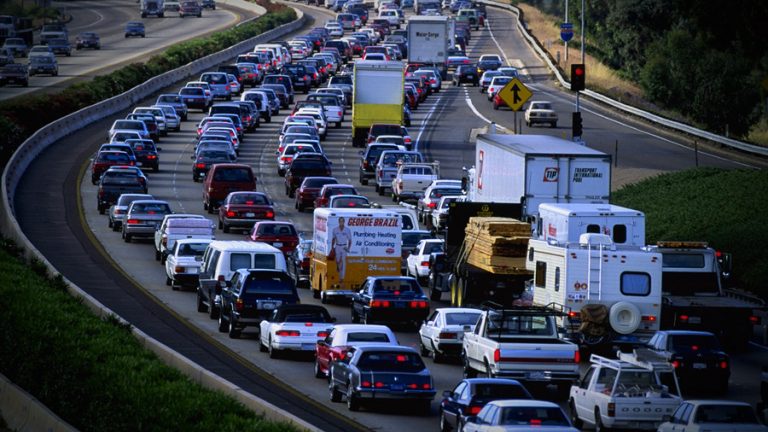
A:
478;0;768;158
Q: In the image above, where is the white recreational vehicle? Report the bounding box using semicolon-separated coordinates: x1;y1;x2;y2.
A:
526;203;662;347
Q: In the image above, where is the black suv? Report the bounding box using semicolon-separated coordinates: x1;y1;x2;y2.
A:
358;143;400;185
280;64;310;94
217;269;299;338
201;0;216;9
453;64;479;86
284;153;333;197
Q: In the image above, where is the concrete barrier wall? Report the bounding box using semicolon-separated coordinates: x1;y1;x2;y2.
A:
479;0;768;157
0;5;323;432
0;373;77;432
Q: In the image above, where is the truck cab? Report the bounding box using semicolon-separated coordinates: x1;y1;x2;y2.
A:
569;350;682;431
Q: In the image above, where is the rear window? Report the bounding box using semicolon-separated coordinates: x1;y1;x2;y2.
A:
346;332;392;343
304;178;337;188
486;313;553;337
430;188;462;198
101;173;142;185
284;310;332;323
178;243;208;257
669;334;722;352
257;224;296;236
498;406;569;427
230;193;268;205
242;275;293;293
402;232;431;247
372;278;420;294
694;405;758;424
620;272;651;296
180;88;204;95
292;160;329;170
473;383;529;399
357;351;425;372
229;253;278;271
423;242;443;254
213;167;253;182
202;73;227;84
97;153;130;162
445;312;480;326
130;203;171;214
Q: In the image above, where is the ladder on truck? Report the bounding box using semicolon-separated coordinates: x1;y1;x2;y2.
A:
586;242;603;300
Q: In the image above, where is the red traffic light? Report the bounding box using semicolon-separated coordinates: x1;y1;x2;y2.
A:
574;66;584;76
570;64;585;91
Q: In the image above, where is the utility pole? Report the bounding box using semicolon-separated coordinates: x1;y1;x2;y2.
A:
564;0;569;62
580;0;585;63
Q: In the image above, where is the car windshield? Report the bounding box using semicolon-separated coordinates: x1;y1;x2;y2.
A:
130;203;171;214
212;168;252;182
497;406;569;426
178;243;208;257
402;232;431;247
356;351;425;372
694;405;758;424
230;193;268;205
346;332;392;343
445;312;481;326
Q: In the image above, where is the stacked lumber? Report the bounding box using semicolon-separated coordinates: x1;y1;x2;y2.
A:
464;217;532;274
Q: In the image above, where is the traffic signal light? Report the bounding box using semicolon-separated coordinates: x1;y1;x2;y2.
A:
571;64;585;91
572;112;583;138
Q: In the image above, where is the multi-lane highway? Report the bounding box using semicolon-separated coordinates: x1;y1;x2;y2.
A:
0;0;246;99
12;2;768;431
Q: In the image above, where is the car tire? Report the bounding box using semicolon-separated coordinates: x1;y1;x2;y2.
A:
377;186;384;196
594;409;610;432
419;340;429;356
329;380;343;403
155;249;161;261
336;121;342;128
568;399;583;428
222;224;230;234
346;387;360;411
160;254;167;265
165;276;171;286
123;233;132;243
433;347;445;364
268;337;280;358
351;307;359;323
360;177;368;186
197;291;207;312
313;288;320;299
439;410;451;432
259;338;269;352
228;316;240;339
208;296;219;319
108;218;113;229
112;223;120;232
98;206;105;215
314;360;325;378
462;354;477;378
218;312;228;332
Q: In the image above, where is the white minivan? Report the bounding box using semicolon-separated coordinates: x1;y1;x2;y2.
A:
197;241;288;318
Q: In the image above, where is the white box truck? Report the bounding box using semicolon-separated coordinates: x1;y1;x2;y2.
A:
351;60;404;147
311;208;402;302
407;16;452;78
464;134;612;218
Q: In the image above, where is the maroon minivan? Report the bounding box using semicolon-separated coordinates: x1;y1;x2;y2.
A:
203;163;257;213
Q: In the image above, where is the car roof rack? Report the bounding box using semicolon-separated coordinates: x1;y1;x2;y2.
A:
590;349;674;372
480;301;569;317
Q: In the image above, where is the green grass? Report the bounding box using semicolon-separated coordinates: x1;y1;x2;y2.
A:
0;241;299;432
613;168;768;294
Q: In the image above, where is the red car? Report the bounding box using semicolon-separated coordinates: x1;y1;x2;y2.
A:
492;93;511;110
247;221;299;255
217;191;274;233
294;176;338;212
91;150;134;184
313;183;358;209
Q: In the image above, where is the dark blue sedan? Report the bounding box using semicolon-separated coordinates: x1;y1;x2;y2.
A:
329;345;435;414
439;378;532;431
350;276;430;328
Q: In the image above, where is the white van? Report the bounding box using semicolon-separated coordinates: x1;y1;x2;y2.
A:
254;44;290;68
197;240;288;318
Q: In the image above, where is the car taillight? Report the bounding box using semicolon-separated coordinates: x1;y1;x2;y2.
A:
607;402;616;417
641;315;656;322
370;300;390;307
427;202;437;209
750;315;761;325
162;236;168;246
361;381;372;388
276;330;300;336
226;210;236;218
438;332;457;339
678;314;689;322
670;360;680;368
362;160;369;169
281;156;293;162
126;219;140;225
493;348;501;362
467;405;482;415
225;84;231;91
265;210;274;219
146;155;157;159
409;301;428;308
317;330;329;338
196;163;206;169
174;266;185;273
719;360;729;369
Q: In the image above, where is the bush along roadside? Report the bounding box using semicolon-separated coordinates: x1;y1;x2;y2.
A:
0;5;296;168
612;167;768;296
0;238;299;432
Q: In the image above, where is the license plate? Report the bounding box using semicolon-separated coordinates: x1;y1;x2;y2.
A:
390;384;404;391
136;162;143;166
693;363;707;369
688;316;702;324
259;302;275;310
302;343;315;350
187;268;198;274
245;212;255;218
527;371;545;380
273;242;283;247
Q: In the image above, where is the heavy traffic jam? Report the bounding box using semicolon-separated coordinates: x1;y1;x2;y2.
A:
85;0;768;430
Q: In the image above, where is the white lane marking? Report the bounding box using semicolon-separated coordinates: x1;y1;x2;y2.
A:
479;14;754;168
415;93;445;152
72;7;106;31
526;83;757;168
462;87;511;132
749;341;768;351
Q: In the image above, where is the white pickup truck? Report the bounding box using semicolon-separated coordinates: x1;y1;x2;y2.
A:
390;162;439;203
569;349;682;431
461;304;580;394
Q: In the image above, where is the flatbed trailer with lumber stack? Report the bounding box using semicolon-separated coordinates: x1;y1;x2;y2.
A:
429;215;533;307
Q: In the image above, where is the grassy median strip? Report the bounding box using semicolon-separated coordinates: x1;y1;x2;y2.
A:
0;3;297;168
0;241;299;432
613;167;768;294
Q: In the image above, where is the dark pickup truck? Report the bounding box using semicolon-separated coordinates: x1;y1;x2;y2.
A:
0;63;28;87
97;172;147;214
